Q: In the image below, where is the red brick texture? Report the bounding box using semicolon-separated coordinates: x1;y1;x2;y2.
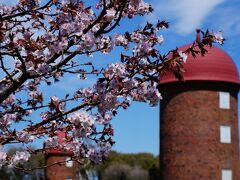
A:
159;81;240;180
45;155;77;180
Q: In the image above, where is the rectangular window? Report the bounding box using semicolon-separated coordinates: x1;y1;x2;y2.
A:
219;92;230;109
220;126;231;143
65;157;73;167
222;169;232;180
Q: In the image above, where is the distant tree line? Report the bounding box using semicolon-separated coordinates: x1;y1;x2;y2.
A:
0;148;159;180
78;151;160;180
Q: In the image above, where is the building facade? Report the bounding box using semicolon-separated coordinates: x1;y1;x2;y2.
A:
45;132;78;180
159;45;240;180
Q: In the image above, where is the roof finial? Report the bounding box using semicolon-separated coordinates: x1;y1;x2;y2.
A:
196;29;201;43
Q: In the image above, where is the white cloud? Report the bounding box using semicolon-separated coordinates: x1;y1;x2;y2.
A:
146;0;224;34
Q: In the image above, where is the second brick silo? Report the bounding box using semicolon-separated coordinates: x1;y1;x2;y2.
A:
159;45;240;180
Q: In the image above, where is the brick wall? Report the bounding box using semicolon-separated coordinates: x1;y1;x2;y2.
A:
45;154;77;180
159;81;240;180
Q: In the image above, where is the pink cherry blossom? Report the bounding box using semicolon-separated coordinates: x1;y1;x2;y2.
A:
37;63;51;75
68;111;94;128
11;151;31;165
104;63;126;79
114;34;128;48
45;136;58;147
3;94;15;105
105;9;116;21
213;32;224;45
178;51;188;63
17;131;36;143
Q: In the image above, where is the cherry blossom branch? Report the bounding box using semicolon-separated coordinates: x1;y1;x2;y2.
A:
0;0;225;169
14;157;78;172
0;55;15;83
1;0;53;21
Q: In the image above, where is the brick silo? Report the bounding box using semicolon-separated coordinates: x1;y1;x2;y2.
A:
159;45;240;180
45;132;78;180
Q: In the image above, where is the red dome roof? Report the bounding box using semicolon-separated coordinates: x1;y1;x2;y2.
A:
46;132;74;156
160;45;240;85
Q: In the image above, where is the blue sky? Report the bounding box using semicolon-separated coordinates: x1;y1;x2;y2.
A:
1;0;240;155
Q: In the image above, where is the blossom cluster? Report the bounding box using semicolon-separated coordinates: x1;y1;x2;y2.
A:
11;151;31;166
0;147;31;167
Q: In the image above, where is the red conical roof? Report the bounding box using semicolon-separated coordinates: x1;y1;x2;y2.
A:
46;132;73;156
160;45;240;85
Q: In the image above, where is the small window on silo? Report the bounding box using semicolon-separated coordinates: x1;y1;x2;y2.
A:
222;169;232;180
65;157;73;167
219;92;230;109
220;126;231;144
